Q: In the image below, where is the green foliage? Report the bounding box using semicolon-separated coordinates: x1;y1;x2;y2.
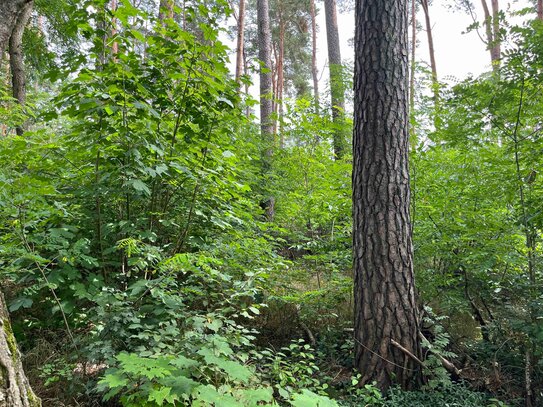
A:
340;377;384;407
410;19;543;404
256;339;331;399
3;0;543;406
420;308;457;389
384;383;506;407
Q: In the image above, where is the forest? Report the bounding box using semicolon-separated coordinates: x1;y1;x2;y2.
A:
0;0;542;406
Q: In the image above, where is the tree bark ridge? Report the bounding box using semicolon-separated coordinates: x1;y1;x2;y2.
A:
353;0;422;390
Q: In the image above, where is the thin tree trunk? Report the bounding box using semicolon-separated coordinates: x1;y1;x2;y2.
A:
353;0;422;390
243;46;250;117
310;0;319;112
420;0;437;103
511;82;536;407
271;43;277;121
324;0;345;159
8;0;33;135
235;0;246;84
257;0;273;159
0;291;41;406
158;0;174;21
110;0;118;56
257;0;275;221
491;0;500;60
277;20;285;144
481;0;500;71
525;347;534;407
538;0;543;20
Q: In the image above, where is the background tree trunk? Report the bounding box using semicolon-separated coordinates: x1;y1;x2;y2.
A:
491;0;500;65
235;0;246;84
276;18;285;141
257;0;274;151
481;0;500;71
0;0;31;53
353;0;422;390
420;0;438;103
257;0;275;221
8;0;33;135
158;0;174;21
110;0;118;56
310;0;319;112
324;0;345;159
0;291;41;407
538;0;543;20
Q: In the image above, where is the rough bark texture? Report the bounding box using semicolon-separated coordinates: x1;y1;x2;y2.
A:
235;0;246;83
0;291;41;407
257;0;274;150
538;0;543;21
8;0;32;105
353;0;422;390
409;0;416;146
310;0;319;111
324;0;346;159
0;0;30;53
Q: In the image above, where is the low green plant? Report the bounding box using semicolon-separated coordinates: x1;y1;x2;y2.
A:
339;375;384;406
256;339;331;400
384;383;507;407
420;307;458;389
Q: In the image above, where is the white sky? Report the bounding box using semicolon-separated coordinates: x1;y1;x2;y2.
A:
227;0;533;112
331;0;531;82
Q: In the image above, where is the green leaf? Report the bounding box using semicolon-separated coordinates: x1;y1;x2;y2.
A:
238;387;274;404
9;297;33;312
131;179;151;196
170;355;198;369
100;373;129;389
148;386;172;405
290;390;339;407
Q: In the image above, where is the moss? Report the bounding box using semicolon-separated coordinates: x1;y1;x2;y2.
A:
3;318;18;364
26;385;41;407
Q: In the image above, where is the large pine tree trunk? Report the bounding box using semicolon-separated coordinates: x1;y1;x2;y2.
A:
324;0;346;159
0;292;40;406
353;0;422;390
409;0;417;146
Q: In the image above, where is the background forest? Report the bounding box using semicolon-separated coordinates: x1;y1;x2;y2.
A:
0;0;543;406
